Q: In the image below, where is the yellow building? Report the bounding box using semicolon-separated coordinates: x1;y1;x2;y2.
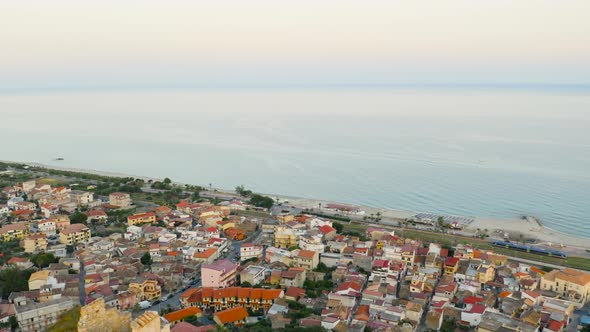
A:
29;270;52;290
0;222;29;241
127;212;156;226
23;233;48;253
59;224;91;245
129;278;162;301
540;268;590;306
476;264;496;284
274;227;298;249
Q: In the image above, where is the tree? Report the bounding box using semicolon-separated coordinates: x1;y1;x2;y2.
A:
141;252;152;266
163;178;172;184
332;222;344;233
235;185;252;197
31;253;58;268
70;211;88;224
249;194;274;209
0;267;35;298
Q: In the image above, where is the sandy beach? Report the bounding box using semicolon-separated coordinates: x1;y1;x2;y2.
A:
6;160;590;253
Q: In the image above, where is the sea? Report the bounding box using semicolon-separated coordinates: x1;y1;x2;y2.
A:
1;87;589;238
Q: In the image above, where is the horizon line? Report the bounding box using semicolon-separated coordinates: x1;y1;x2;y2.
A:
1;82;590;96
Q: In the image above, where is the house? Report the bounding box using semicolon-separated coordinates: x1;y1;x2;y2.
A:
163;307;203;326
127;212;156;226
40;204;59;218
193;248;219;264
444;257;460;275
240;265;266;286
109;192;132;208
280;268;306;288
213;306;248;327
59;224;91;245
69;190;94;206
293;249;319;271
129;277;162;301
38;219;57;235
201;259;238;288
284;287;306;301
7;257;34;269
318;225;337;241
86;210;108;223
50;215;71;231
240;243;263;262
461;303;486;326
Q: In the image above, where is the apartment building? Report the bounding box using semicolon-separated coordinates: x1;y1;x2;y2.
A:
239;265;266;286
274;227;298;249
181;287;283;312
14;297;75;332
201;259;238;288
109;192;132;208
129;278;162;301
59;224;91;245
127;212;156;226
240;243;263;262
23;233;48;253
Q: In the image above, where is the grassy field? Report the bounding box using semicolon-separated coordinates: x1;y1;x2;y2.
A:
348;221;590;271
36;177;67;186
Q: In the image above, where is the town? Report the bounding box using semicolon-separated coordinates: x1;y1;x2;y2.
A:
0;163;589;332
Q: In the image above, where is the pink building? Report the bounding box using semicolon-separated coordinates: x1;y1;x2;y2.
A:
201;259;239;288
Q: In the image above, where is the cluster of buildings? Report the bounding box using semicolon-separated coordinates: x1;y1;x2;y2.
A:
177;211;590;332
2;177;590;332
0;179;258;331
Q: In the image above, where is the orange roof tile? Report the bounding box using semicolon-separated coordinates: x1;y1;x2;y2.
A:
214;307;248;324
163;307;202;323
297;250;316;259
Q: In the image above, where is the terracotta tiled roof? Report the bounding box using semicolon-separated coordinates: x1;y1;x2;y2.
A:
163;307;202;323
297;250;316;259
214;306;248;324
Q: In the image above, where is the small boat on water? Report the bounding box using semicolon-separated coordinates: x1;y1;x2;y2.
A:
55;157;64;161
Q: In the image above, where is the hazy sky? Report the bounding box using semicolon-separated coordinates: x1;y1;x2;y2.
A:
1;0;589;90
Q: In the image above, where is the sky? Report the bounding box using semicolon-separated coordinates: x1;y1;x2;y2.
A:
1;0;589;90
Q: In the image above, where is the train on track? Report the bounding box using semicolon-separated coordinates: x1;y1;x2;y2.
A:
491;241;567;259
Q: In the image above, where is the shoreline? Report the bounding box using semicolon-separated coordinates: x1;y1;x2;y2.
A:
4;159;590;251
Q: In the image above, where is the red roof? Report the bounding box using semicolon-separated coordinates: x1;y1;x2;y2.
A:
464;296;484;304
318;225;336;235
176;201;190;208
547;319;564;332
467;304;486;314
445;257;459;266
297;250;316;259
285;287;306;299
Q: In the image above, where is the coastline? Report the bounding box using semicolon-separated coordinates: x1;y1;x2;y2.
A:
4;160;590;251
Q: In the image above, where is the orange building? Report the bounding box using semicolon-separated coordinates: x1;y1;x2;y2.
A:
224;227;244;241
181;287;283;312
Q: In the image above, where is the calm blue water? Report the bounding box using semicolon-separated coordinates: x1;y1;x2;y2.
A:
1;88;589;238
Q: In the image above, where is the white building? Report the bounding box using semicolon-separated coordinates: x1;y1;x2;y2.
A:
240;243;263;262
